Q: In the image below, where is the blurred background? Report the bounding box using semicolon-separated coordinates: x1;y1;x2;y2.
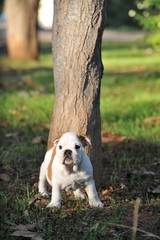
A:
0;0;160;140
0;0;159;60
0;0;160;152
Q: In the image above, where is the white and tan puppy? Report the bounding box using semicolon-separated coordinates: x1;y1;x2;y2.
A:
38;132;103;208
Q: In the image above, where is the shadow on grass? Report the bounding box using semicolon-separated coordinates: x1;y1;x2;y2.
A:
0;127;47;181
0;126;160;239
0;124;159;197
102;138;160;199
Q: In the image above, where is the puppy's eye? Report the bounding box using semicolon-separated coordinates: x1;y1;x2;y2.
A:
75;145;80;150
59;145;62;150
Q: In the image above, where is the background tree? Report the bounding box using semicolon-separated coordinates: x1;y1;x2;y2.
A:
0;0;4;12
105;0;139;29
136;0;160;48
48;0;105;186
5;0;40;60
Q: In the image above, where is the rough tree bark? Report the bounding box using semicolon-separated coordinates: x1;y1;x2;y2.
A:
48;0;105;186
5;0;39;60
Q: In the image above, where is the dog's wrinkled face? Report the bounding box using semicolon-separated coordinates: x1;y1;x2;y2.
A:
54;132;90;169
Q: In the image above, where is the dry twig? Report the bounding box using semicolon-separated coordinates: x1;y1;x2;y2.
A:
107;222;160;239
131;197;141;240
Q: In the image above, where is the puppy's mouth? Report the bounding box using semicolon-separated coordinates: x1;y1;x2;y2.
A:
63;149;73;165
63;157;73;165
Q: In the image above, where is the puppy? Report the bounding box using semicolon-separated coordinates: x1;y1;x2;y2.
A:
38;132;103;208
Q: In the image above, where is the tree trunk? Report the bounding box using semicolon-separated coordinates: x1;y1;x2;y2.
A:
48;0;105;186
5;0;39;60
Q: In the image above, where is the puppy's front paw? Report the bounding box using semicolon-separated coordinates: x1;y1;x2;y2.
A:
73;189;86;200
39;191;49;199
46;201;61;209
89;199;104;208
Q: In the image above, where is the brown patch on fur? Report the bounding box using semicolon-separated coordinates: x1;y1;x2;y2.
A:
78;135;91;147
78;135;91;156
47;147;56;182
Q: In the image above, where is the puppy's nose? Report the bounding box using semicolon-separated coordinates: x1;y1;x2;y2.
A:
64;149;72;158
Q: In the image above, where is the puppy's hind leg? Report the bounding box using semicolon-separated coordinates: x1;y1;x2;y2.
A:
38;161;49;198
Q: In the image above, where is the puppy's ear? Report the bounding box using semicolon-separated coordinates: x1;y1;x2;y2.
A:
54;138;59;147
78;135;91;147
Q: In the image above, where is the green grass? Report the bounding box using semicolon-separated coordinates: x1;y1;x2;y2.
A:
0;39;160;239
101;41;160;141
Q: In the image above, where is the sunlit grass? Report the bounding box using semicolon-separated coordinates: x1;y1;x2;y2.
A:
0;46;54;128
1;93;54;128
102;41;160;71
0;40;160;140
100;41;160;142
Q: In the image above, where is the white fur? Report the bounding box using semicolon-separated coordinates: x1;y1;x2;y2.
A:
38;132;103;208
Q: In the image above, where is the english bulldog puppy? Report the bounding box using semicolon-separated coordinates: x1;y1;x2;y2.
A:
38;132;103;208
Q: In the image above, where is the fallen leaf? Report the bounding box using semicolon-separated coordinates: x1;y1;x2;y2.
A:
10;223;36;231
9;109;21;117
143;171;155;176
29;193;50;208
101;131;133;143
0;81;23;90
32;182;39;190
144;116;160;127
148;185;160;194
101;186;114;200
129;170;155;179
108;229;117;237
23;77;36;88
101;189;110;195
5;132;19;138
32;136;46;145
0;121;9;127
0;173;10;181
11;231;43;240
10;222;43;240
152;186;160;194
28;194;43;207
20;104;27;110
120;183;128;190
40;123;50;130
19;90;29;97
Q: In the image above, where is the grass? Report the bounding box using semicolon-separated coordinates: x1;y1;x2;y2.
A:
101;41;160;142
0;39;160;239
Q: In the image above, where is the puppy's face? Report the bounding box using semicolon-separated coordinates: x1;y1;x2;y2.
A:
54;132;91;169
